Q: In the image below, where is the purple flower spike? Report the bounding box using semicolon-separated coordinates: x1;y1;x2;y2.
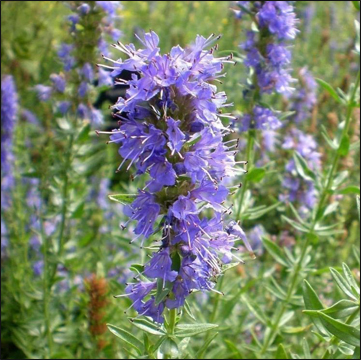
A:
99;32;248;323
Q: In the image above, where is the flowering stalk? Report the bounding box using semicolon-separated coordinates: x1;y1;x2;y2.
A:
234;1;298;220
99;31;250;324
279;129;321;218
28;3;122;355
260;67;360;357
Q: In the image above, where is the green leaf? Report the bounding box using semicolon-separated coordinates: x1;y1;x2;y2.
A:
282;215;309;233
302;280;328;336
353;1;360;10
321;125;338;150
221;262;240;273
352;347;360;359
76;123;91;142
282;325;312;334
331;171;349;190
280;311;295;327
338;343;355;356
338;135;350;156
289;202;308;225
355;20;360;54
224;339;243;358
275;344;290;359
316;78;342;103
131;318;166;336
175;323;218;338
321;300;359;319
245;168;266;183
195;332;219;359
246;202;281;220
157;338;179;359
178;337;191;358
184;300;196;321
108;193;138;205
262;237;289;267
241;294;270;326
150;337;166;353
342;263;360;296
279;111;296;121
293;152;316;182
302;338;311;359
107;324;143;354
323;202;339;217
338;186;361;195
129;264;145;275
155;279;172;306
304;311;360;347
353;246;360;265
330;267;357;300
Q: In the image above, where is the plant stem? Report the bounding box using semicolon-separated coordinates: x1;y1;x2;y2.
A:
236;130;255;220
198;276;225;359
168;308;177;335
58;133;74;257
260;69;360;357
210;275;224;323
41;212;53;359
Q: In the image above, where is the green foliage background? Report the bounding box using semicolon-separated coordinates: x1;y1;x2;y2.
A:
1;1;360;359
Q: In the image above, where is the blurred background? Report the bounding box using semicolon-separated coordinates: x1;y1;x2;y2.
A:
1;1;360;359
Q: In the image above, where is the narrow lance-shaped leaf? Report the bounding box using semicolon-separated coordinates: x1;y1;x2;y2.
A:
130;318;166;336
342;263;360;296
195;332;219;359
175;323;218;338
303;311;360;347
330;267;357;300
107;324;143;355
302;280;329;336
316;78;342;103
293;151;316;182
275;344;290;359
262;237;289;267
321;299;359;319
157;338;179;360
302;338;311;359
108;193;138;205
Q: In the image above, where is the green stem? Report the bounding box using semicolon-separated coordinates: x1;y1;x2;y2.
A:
41;212;53;359
210;276;224;324
198;276;225;359
58;134;74;257
168;308;177;335
39;156;53;358
236;130;255;220
260;69;360;357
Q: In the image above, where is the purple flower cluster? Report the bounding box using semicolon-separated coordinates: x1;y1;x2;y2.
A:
1;75;18;209
100;32;249;322
239;106;282;132
35;2;122;125
289;67;317;123
96;1;123;56
239;1;298;96
279;129;321;216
